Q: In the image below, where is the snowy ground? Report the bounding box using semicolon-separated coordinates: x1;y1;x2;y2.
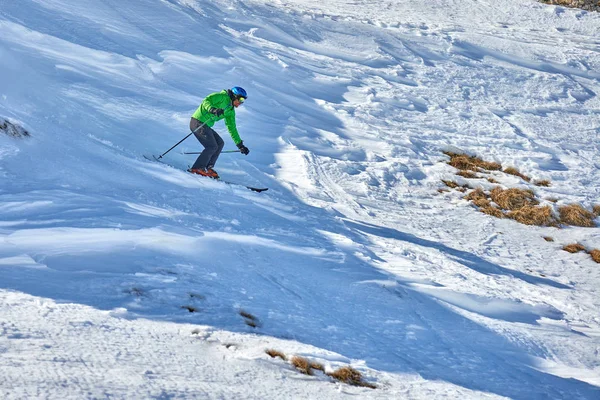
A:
1;0;599;398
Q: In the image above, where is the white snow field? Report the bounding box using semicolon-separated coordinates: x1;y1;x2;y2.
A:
1;0;599;398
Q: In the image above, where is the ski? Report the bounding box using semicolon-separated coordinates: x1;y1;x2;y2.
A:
220;181;268;193
143;154;268;193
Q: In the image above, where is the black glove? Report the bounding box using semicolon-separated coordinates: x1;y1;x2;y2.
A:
209;107;224;117
237;141;250;155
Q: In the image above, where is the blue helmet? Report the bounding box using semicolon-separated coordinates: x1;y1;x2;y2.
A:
231;86;247;99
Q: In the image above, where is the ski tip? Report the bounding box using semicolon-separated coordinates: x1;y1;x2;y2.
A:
143;154;162;162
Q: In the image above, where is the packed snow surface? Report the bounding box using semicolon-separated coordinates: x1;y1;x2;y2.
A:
1;0;599;398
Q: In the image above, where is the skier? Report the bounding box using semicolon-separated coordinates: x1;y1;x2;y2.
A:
187;86;250;179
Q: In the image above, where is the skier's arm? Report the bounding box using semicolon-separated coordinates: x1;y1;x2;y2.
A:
224;109;242;145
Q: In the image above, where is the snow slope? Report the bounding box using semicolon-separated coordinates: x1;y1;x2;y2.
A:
1;0;599;398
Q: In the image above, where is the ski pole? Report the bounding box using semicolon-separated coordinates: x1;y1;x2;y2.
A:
156;106;231;160
183;150;241;154
156;129;199;160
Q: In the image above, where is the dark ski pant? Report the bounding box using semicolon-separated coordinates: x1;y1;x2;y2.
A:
190;117;224;170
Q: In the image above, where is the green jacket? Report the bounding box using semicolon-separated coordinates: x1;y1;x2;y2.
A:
191;90;242;145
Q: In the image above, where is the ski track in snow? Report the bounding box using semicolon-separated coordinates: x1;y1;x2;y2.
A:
1;0;600;398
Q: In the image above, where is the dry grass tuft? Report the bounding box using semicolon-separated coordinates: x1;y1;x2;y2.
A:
507;205;555;226
534;179;551;187
444;152;479;171
504;167;531;182
539;1;600;12
472;198;491;208
181;305;199;313
543;236;554;242
440;152;598;229
442;180;459;189
589;249;600;263
464;187;558;226
472;158;503;171
239;310;261;328
465;188;492;208
291;356;313;375
481;205;505;218
328;366;377;389
444;152;502;172
245;320;259;328
266;349;287;361
457;170;477;179
310;361;325;372
490;187;538;211
465;188;487;202
328;366;362;384
563;243;586;253
558;204;596;227
465;189;504;217
239;310;257;320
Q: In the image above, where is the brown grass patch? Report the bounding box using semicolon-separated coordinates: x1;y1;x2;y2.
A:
487;177;499;184
507;205;555;226
558;204;596;227
442;180;459;189
291;356;313;375
245;320;259;328
481;206;505;218
589;249;600;263
443;152;502;172
328;366;376;389
465;188;493;209
490;187;538;211
593;205;600;217
563;243;586;253
457;170;477;179
239;310;257;320
472;198;491;208
464;187;557;226
504;167;531;182
266;349;287;360
543;236;554;242
310;361;325;372
539;1;600;12
464;189;504;217
465;188;487;202
534;180;551;187
239;310;260;328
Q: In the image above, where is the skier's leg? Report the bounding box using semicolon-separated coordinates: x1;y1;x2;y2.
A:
207;132;225;169
190;120;218;170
